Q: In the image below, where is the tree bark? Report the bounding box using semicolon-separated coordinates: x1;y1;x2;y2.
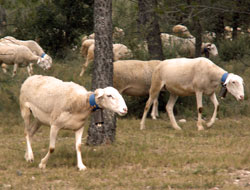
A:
138;0;164;60
194;19;202;57
86;0;115;146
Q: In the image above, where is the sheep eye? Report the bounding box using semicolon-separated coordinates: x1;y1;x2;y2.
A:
107;95;113;98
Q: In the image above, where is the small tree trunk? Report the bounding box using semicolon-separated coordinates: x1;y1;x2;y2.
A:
194;19;202;57
86;0;115;146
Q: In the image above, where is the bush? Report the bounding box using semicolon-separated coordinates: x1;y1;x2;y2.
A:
218;35;250;61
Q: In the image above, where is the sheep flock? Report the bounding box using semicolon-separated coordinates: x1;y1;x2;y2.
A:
0;24;247;171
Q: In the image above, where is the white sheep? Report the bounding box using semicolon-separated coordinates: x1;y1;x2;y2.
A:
0;43;51;77
172;24;194;38
160;33;218;58
80;43;133;76
140;57;244;131
0;36;52;75
113;60;161;119
80;39;95;58
20;75;128;171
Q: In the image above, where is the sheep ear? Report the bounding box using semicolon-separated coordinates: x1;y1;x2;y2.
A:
224;74;232;85
95;89;105;99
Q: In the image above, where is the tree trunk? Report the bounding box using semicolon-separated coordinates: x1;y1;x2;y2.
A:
194;19;202;57
86;0;115;146
138;0;164;60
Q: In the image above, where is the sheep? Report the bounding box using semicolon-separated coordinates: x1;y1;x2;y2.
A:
0;43;51;77
0;36;52;75
80;39;95;58
160;33;218;58
19;75;128;171
113;60;161;119
140;57;244;131
80;43;133;76
172;24;194;38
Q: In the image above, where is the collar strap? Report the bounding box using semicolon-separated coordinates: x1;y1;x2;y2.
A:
221;73;228;84
89;94;100;111
41;53;46;58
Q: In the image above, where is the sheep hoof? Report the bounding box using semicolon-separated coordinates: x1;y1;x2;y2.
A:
25;152;34;162
198;126;204;131
78;165;87;171
38;163;46;169
140;124;145;130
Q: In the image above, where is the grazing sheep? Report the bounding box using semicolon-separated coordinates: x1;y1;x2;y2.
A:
20;75;128;171
80;43;133;76
160;33;218;58
140;57;244;131
0;43;51;77
113;60;161;119
0;36;52;75
172;24;194;38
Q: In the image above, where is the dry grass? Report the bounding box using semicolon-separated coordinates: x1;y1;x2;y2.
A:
0;115;250;190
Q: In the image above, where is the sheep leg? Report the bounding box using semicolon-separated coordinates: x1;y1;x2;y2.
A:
196;91;204;131
75;127;87;171
21;105;34;162
39;125;60;169
151;98;159;120
80;59;89;77
166;94;181;130
207;92;219;127
12;63;18;77
27;63;34;76
140;96;155;130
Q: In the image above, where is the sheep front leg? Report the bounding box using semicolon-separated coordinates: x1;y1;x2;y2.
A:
140;97;155;130
207;92;219;127
12;63;18;77
166;94;181;130
39;125;60;169
75;127;87;171
196;91;204;131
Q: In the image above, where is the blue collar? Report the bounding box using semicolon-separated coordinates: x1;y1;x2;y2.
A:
221;73;228;84
89;94;100;111
41;53;46;58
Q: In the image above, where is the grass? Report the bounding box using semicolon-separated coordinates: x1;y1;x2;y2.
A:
0;116;250;190
0;52;250;189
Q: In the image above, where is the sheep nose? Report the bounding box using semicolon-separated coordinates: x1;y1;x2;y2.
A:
123;108;128;113
240;95;244;101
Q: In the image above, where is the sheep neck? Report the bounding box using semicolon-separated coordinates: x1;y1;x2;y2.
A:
89;93;100;111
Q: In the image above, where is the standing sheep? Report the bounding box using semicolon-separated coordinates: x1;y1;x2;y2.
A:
20;75;128;171
160;33;218;58
0;43;51;77
113;60;161;119
80;43;133;76
140;57;244;131
0;36;52;75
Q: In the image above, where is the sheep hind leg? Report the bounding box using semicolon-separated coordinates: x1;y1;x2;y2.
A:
207;92;219;128
39;125;60;169
79;59;89;77
21;105;34;162
166;94;181;130
151;98;159;120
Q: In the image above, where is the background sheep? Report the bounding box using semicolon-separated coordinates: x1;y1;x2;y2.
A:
113;60;161;119
160;33;218;58
20;75;128;171
80;43;133;76
0;36;52;75
172;24;194;38
0;43;51;77
140;57;244;131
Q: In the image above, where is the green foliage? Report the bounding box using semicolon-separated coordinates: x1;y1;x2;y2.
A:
2;0;94;58
219;35;250;61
